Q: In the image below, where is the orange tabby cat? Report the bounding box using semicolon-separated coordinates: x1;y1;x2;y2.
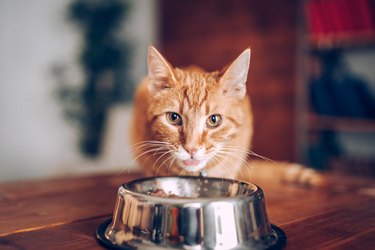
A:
130;46;322;186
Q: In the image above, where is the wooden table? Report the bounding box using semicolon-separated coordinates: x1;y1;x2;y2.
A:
0;172;374;249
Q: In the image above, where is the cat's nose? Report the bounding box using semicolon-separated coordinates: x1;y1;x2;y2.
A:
184;146;197;157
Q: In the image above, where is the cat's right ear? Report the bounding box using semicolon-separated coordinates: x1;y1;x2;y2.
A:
219;48;251;99
147;46;176;94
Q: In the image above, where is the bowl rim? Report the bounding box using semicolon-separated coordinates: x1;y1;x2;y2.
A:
120;176;263;204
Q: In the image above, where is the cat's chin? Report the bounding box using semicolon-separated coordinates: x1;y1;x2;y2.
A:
176;159;207;173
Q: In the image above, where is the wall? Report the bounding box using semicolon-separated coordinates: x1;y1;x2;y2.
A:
159;0;298;161
0;0;158;181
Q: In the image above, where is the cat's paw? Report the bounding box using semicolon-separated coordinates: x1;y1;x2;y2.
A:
281;163;325;188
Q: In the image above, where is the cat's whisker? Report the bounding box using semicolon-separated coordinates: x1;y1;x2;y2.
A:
248;151;279;165
216;157;235;183
130;141;169;153
215;150;248;174
221;146;278;165
132;147;165;164
114;144;157;176
151;153;169;178
151;143;173;177
150;145;170;159
120;140;169;164
128;140;169;154
213;157;239;181
132;143;168;157
167;156;177;175
227;146;254;180
134;141;170;155
131;140;169;147
151;144;173;171
117;141;168;171
219;149;249;167
122;149;166;175
177;167;185;178
210;155;226;182
212;153;236;180
217;152;248;183
152;150;173;174
144;149;171;173
244;158;252;182
214;153;237;170
218;149;249;178
156;154;175;177
167;158;174;175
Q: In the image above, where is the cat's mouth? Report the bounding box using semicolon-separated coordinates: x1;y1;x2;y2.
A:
177;158;207;173
182;159;200;167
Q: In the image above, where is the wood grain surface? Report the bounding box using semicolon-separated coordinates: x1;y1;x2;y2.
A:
0;172;374;250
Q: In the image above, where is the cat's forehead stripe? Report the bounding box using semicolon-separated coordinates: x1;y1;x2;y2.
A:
180;82;209;112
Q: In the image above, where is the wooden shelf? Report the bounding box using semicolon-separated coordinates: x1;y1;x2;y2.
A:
305;0;375;51
308;32;375;51
307;113;375;132
300;0;375;174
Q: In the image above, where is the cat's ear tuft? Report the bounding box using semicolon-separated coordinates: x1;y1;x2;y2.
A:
219;48;251;99
148;46;176;94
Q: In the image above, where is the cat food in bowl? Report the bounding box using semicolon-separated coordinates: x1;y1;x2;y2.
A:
96;176;286;249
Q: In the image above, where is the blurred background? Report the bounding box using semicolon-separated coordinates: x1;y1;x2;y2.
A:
1;0;374;181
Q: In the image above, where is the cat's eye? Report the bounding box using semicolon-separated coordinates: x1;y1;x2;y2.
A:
207;114;222;128
166;112;182;126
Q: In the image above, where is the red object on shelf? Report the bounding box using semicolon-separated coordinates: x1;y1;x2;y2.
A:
359;0;375;31
305;0;375;43
306;0;324;35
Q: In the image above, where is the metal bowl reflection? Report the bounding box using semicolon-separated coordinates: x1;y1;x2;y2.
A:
97;176;286;249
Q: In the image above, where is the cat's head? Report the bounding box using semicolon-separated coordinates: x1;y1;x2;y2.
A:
146;46;251;174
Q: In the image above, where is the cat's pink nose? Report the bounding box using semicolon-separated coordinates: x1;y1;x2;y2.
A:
184;146;197;157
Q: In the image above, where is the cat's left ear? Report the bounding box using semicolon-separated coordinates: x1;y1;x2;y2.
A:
147;46;177;94
219;49;251;99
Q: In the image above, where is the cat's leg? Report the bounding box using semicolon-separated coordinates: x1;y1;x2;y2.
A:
237;160;325;188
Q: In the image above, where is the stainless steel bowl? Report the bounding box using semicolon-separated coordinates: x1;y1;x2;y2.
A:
97;176;286;249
